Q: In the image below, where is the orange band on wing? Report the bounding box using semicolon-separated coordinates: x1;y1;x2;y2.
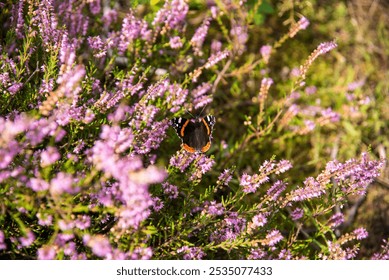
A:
182;144;196;153
180;120;190;137
200;141;211;153
202;118;211;135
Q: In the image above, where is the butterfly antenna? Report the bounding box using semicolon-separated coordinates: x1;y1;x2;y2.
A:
198;105;207;117
184;108;196;119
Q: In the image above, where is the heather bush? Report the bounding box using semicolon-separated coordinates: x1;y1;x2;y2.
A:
0;0;388;260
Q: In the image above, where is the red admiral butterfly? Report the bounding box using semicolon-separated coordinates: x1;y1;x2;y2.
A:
172;115;216;153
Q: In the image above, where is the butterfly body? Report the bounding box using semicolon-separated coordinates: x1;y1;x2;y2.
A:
172;115;215;153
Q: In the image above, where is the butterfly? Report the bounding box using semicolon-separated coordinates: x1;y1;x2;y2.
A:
171;115;216;153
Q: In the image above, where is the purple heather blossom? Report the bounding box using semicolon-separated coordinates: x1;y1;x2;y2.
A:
151;197;164;212
320;108;340;122
177;246;206;260
118;13;151;54
371;240;389;260
191;18;210;55
169;36;183;49
162;182;179;199
353;227;368;240
11;1;25;39
291;208;304;220
28;178;50;192
240;173;269;193
152;0;189;30
129;247;153;260
192;82;212;109
40;146;60;167
88;0;101;15
252;213;268;227
210;213;246;243
267;180;287;201
19;231;35;247
102;7;118;26
203;201;225;216
0;231;6;250
7;82;23;95
347;79;365;91
88;36;107;58
260;45;272;63
75;215;91;230
305;85;317;95
37;246;56;260
327;213;344;229
230;24;248;55
50;172;78;196
248;248;267;260
316;41;338;55
278;249;293;260
289;16;310;38
169;150;197;172
204;49;230;69
83;234;112;258
211;40;222;54
262;229;283;246
289;177;326;201
37;213;53;226
217;169;233;186
31;0;61;48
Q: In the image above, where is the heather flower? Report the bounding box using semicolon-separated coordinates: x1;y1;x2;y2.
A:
162;183;179;199
266;180;287;201
299;41;337;80
28;178;50;192
204;49;230;69
169;150;197;172
278;249;292;260
305;85;317;95
353;228;368;240
88;0;101;15
151;197;164;212
75;215;91;230
291;208;304;221
217;169;233;186
152;0;189;30
251;213;268;228
129;247;153;260
37;213;53;226
288;16;310;38
177;246;206;260
19;231;35;247
37;246;57;260
327;213;344;229
169;36;183;49
191;18;210;55
247;248;267;260
88;36;107;58
189;155;215;181
192;82;212;109
202;201;225;216
211;40;222;54
0;231;6;250
50;172;78;196
83;234;112;258
118;13;151;54
230;24;248;55
260;45;272;64
371;240;389;260
258;77;273;105
210;213;246;243
288;177;326;202
7;83;23;95
261;229;283;246
40;146;60;167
